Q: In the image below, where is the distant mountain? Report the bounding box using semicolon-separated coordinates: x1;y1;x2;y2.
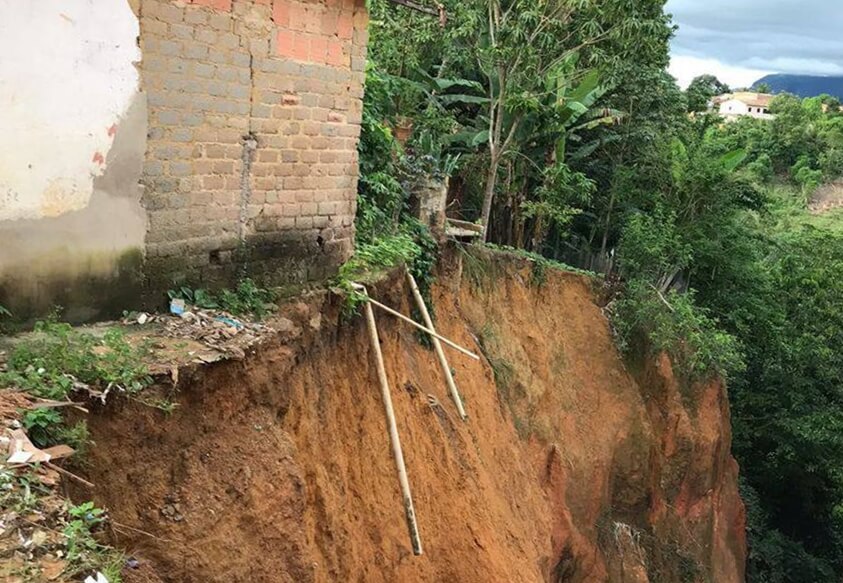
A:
752;74;843;99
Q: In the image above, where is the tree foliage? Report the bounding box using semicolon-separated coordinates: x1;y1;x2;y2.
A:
686;74;730;112
360;2;843;579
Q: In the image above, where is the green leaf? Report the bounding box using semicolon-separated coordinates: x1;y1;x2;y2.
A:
566;70;601;104
720;148;748;172
433;78;485;93
438;94;491;106
449;129;490;147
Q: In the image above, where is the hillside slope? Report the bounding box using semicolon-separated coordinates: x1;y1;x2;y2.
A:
77;251;746;582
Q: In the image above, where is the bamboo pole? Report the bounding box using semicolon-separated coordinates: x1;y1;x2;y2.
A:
364;301;424;556
406;272;468;421
351;284;480;361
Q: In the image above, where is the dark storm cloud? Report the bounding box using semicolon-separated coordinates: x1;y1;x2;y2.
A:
666;0;843;75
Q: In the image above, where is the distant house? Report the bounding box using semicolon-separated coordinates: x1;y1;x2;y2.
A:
713;92;775;120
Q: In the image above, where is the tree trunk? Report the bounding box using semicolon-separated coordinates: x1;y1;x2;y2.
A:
481;155;500;242
600;187;616;256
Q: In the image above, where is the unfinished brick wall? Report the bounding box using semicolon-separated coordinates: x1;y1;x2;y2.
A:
139;0;366;294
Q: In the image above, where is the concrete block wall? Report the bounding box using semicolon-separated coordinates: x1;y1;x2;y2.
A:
0;0;367;321
140;0;366;291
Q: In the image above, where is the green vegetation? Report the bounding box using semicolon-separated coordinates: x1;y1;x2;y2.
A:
168;277;277;319
610;282;744;383
22;407;90;453
1;317;152;454
0;317;159;580
0;470;123;581
63;501;124;580
362;1;843;579
685;74;730;112
2;319;152;400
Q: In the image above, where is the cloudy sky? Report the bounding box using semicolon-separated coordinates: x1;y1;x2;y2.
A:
665;0;843;88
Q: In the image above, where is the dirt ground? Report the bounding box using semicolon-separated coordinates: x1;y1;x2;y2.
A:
77;251;746;582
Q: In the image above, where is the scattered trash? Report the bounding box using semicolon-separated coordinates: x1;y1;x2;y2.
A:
7;429;53;464
215;316;244;330
8;449;33;464
126;557;141;569
169;299;186;316
84;572;110;583
41;558;67;580
162;306;270;358
121;311;156;326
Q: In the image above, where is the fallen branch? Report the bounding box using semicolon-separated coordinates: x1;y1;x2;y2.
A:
31;400;90;414
45;462;94;488
112;521;173;543
389;0;438;16
649;284;676;313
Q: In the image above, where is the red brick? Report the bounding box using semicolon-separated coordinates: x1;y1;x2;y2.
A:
337;12;353;40
289;4;308;32
272;0;290;26
310;36;328;63
188;0;232;12
327;40;346;67
292;32;310;61
276;29;295;58
320;10;339;36
307;7;325;34
353;7;369;28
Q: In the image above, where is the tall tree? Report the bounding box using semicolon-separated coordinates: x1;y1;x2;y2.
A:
686;74;730;112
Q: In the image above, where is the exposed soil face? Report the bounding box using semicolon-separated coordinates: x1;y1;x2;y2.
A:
80;252;745;582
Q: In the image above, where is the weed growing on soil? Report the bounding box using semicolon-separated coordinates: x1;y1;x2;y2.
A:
0;470;123;581
63;501;124;581
2;320;152;399
168;278;278;319
20;408;92;454
485;244;598;281
334;220;438;321
1;317;152;452
462;244;598;290
477;324;516;398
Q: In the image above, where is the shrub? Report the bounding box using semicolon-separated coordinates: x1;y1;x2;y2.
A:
168;278;277;319
611;281;745;382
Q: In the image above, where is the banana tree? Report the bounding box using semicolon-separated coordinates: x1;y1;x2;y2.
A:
472;0;615;241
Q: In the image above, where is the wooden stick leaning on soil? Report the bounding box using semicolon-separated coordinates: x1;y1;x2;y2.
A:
363;298;424;557
351;283;480;361
405;271;468;421
45;462;94;488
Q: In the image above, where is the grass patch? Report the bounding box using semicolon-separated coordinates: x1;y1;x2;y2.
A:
1;317;153;454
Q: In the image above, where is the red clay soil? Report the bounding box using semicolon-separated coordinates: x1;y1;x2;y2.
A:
78;251;746;582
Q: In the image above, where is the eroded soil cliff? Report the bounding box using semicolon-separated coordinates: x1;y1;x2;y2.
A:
80;252;745;582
